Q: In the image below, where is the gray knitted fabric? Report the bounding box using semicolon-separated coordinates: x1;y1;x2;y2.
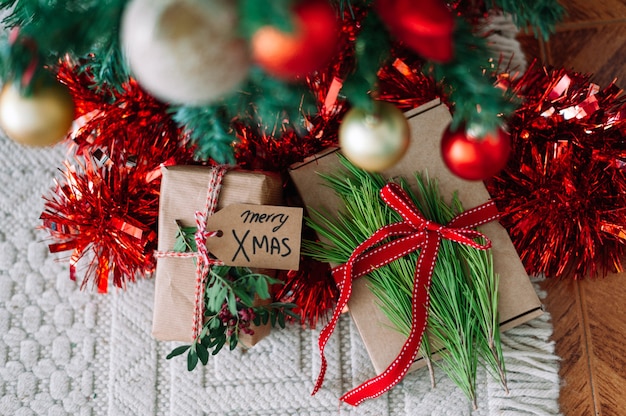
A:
0;20;558;412
0;126;562;416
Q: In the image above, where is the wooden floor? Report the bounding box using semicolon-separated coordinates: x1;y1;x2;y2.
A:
517;0;626;86
516;1;626;415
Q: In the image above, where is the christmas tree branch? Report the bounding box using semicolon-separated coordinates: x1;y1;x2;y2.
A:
430;18;517;135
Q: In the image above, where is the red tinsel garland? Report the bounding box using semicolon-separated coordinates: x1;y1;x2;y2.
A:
275;258;336;329
232;5;437;172
231;5;359;171
38;9;439;325
486;63;626;279
41;61;194;292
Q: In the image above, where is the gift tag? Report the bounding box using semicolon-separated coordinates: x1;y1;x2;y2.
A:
205;204;303;270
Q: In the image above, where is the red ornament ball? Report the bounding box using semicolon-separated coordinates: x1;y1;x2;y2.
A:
441;123;511;181
251;0;339;79
376;0;455;63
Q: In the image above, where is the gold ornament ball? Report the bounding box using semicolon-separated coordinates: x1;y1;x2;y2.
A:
0;80;75;147
339;102;410;172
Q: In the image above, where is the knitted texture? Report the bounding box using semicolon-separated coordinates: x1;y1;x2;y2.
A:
481;10;529;75
0;136;562;416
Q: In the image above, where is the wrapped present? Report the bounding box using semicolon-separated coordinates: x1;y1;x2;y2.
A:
289;99;543;404
152;165;286;345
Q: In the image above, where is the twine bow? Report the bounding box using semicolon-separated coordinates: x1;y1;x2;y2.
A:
155;166;229;340
194;210;215;266
312;182;499;406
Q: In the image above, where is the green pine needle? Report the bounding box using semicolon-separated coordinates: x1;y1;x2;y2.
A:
429;18;518;135
303;155;506;404
171;105;237;165
0;0;130;87
237;0;295;37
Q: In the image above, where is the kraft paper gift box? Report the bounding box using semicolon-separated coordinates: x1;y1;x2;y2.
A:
289;99;543;374
152;165;284;346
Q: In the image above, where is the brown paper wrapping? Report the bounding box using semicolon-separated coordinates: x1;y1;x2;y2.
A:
289;99;543;374
152;165;283;345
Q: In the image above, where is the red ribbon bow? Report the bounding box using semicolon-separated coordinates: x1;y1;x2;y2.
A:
312;182;499;406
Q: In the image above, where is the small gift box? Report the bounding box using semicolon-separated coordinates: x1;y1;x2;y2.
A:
289;99;543;403
152;165;284;345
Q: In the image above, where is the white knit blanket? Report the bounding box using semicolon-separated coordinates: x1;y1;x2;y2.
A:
0;130;562;416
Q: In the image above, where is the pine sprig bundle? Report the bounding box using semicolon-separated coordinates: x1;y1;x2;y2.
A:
303;156;506;407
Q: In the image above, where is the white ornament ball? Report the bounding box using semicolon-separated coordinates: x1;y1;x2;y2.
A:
121;0;251;105
339;102;410;172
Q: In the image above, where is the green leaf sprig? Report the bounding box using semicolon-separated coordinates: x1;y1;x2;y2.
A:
166;224;299;371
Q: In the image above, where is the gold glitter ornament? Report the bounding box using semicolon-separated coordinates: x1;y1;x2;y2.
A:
0;79;74;147
339;102;410;172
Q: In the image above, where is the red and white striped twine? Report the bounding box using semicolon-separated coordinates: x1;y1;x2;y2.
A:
155;166;229;341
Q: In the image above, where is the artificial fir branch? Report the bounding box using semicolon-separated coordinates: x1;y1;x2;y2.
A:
339;8;393;113
171;105;237;165
430;18;517;135
77;40;129;93
0;0;129;85
303;155;506;404
228;66;318;133
173;65;319;164
237;0;296;36
0;0;561;155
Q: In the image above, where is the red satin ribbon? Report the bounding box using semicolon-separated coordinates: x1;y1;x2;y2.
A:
311;182;499;406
